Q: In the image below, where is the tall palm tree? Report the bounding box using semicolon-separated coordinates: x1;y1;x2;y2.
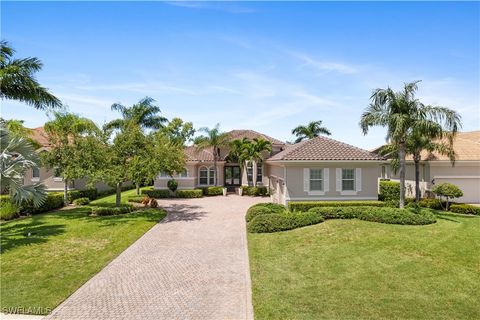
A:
360;81;461;208
194;124;229;186
228;138;272;186
0;124;46;206
380;126;456;202
0;40;61;110
292;120;331;143
104;97;167;131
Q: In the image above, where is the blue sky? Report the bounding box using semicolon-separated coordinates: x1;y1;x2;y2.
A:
1;1;479;148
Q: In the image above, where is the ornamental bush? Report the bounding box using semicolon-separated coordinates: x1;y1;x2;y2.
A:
141;189;171;198
67;190;82;203
20;193;65;215
241;186;268;196
246;203;286;222
79;188;98;200
167;179;178;193
91;205;133;216
307;206;360;219
432;183;463;210
0;202;20;220
378;180;400;201
449;204;480;215
72;197;90;205
247;212;324;233
288;201;385;212
176;189;203;198
202;186;224;196
418;198;443;210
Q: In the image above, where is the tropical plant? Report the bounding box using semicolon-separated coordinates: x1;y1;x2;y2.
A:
0;40;61;110
0;124;46;206
432;183;463;210
360;81;461;208
194;124;229;186
161;117;195;146
42;111;101;204
104;97;167;132
0;118;41;149
292;120;331;143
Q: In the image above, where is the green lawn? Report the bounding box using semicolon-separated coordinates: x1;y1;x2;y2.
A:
89;187;148;207
0;191;165;314
248;212;480;320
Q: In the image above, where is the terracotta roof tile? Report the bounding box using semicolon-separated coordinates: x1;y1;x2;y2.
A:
184;145;215;162
268;136;385;161
226;130;285;145
29;127;51;149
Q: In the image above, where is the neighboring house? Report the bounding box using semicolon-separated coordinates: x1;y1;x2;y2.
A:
23;127;111;192
155;131;385;205
378;131;480;203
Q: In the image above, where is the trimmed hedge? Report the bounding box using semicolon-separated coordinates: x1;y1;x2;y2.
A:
379;180;400;201
201;186;224;196
288;201;385;212
247;212;324;233
141;189;171;198
176;189;203;198
246;203;286;222
308;206;359;219
0;202;20;220
418;198;443;210
127;195;147;203
79;188;98;200
91;205;133;216
450;204;480;215
241;186;268;196
67;190;82;203
20;193;65;215
72;197;90;205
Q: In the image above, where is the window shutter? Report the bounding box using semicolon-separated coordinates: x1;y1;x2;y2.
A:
336;168;341;192
356;168;362;191
303;168;310;192
324;168;329;192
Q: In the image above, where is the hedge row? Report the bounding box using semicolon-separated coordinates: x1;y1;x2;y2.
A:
91;205;133;216
241;186;268;196
246;203;286;222
0;193;65;220
72;197;90;205
288;201;385;212
177;189;203;198
378;180;400;201
449;204;480;215
141;189;171;198
141;188;204;198
247;212;324;233
199;186;224;196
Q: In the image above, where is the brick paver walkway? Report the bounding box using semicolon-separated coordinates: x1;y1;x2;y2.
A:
46;195;267;320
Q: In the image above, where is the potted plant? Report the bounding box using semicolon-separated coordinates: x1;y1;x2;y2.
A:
167;179;178;196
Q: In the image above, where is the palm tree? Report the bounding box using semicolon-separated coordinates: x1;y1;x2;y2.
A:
194;124;229;186
380;127;456;202
0;124;46;207
360;81;461;208
0;40;61;110
105;97;167;131
228;138;272;186
292;120;331;143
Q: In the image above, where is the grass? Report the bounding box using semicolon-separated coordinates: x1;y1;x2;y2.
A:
0;188;165;314
248;212;480;320
89;187;148;207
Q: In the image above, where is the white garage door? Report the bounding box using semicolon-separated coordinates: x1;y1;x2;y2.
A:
434;177;480;203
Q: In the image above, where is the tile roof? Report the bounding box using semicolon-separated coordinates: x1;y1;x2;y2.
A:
226;130;285;145
184;145;215;162
267;136;385;161
406;131;480;161
29;127;51;149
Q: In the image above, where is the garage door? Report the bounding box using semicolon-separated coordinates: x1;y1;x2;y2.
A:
434;177;480;203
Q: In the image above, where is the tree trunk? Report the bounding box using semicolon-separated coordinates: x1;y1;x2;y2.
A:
115;182;121;207
64;179;69;205
398;142;406;209
136;183;140;195
414;156;421;202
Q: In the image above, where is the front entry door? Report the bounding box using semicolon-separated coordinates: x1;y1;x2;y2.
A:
224;166;241;191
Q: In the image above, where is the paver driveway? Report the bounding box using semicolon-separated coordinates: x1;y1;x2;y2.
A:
46;195;268;320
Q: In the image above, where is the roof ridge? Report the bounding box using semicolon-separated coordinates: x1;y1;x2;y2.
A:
314;135;378;156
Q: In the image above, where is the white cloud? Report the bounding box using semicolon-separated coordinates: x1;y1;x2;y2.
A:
290;51;359;74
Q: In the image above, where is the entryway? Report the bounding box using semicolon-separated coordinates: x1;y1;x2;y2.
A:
224;166;241;192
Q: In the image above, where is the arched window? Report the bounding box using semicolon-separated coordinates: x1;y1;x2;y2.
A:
199;166;208;185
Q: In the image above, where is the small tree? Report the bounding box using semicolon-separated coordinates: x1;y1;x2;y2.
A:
167;179;178;193
432;183;463;210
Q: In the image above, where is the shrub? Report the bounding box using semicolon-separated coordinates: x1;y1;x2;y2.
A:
79;188;98;200
378;180;400;201
176;189;203;198
449;204;480;215
167;179;178;192
247;212;324;233
91;205;133;216
141;189;170;198
241;186;268;196
127;196;146;203
72;197;90;205
67;190;82;203
150;198;158;208
288;201;385;212
308;206;360;219
246;203;286;222
20;193;64;214
0;202;20;220
432;183;463;210
358;207;436;225
202;186;224;196
418;198;443;210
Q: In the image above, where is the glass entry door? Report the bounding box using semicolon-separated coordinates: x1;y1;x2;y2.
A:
224;166;241;191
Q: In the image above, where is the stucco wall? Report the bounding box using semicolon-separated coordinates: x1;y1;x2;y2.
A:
24;167;71;191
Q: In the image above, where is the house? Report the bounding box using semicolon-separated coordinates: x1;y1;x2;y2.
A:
379;131;480;203
23;127;111;192
154;131;385;205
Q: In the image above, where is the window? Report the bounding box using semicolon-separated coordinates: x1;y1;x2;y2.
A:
256;163;263;184
309;169;323;191
209;167;215;185
342;169;355;191
32;167;40;179
247;162;253;182
381;166;386;179
160;171;169;177
199;167;208;185
178;169;188;178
